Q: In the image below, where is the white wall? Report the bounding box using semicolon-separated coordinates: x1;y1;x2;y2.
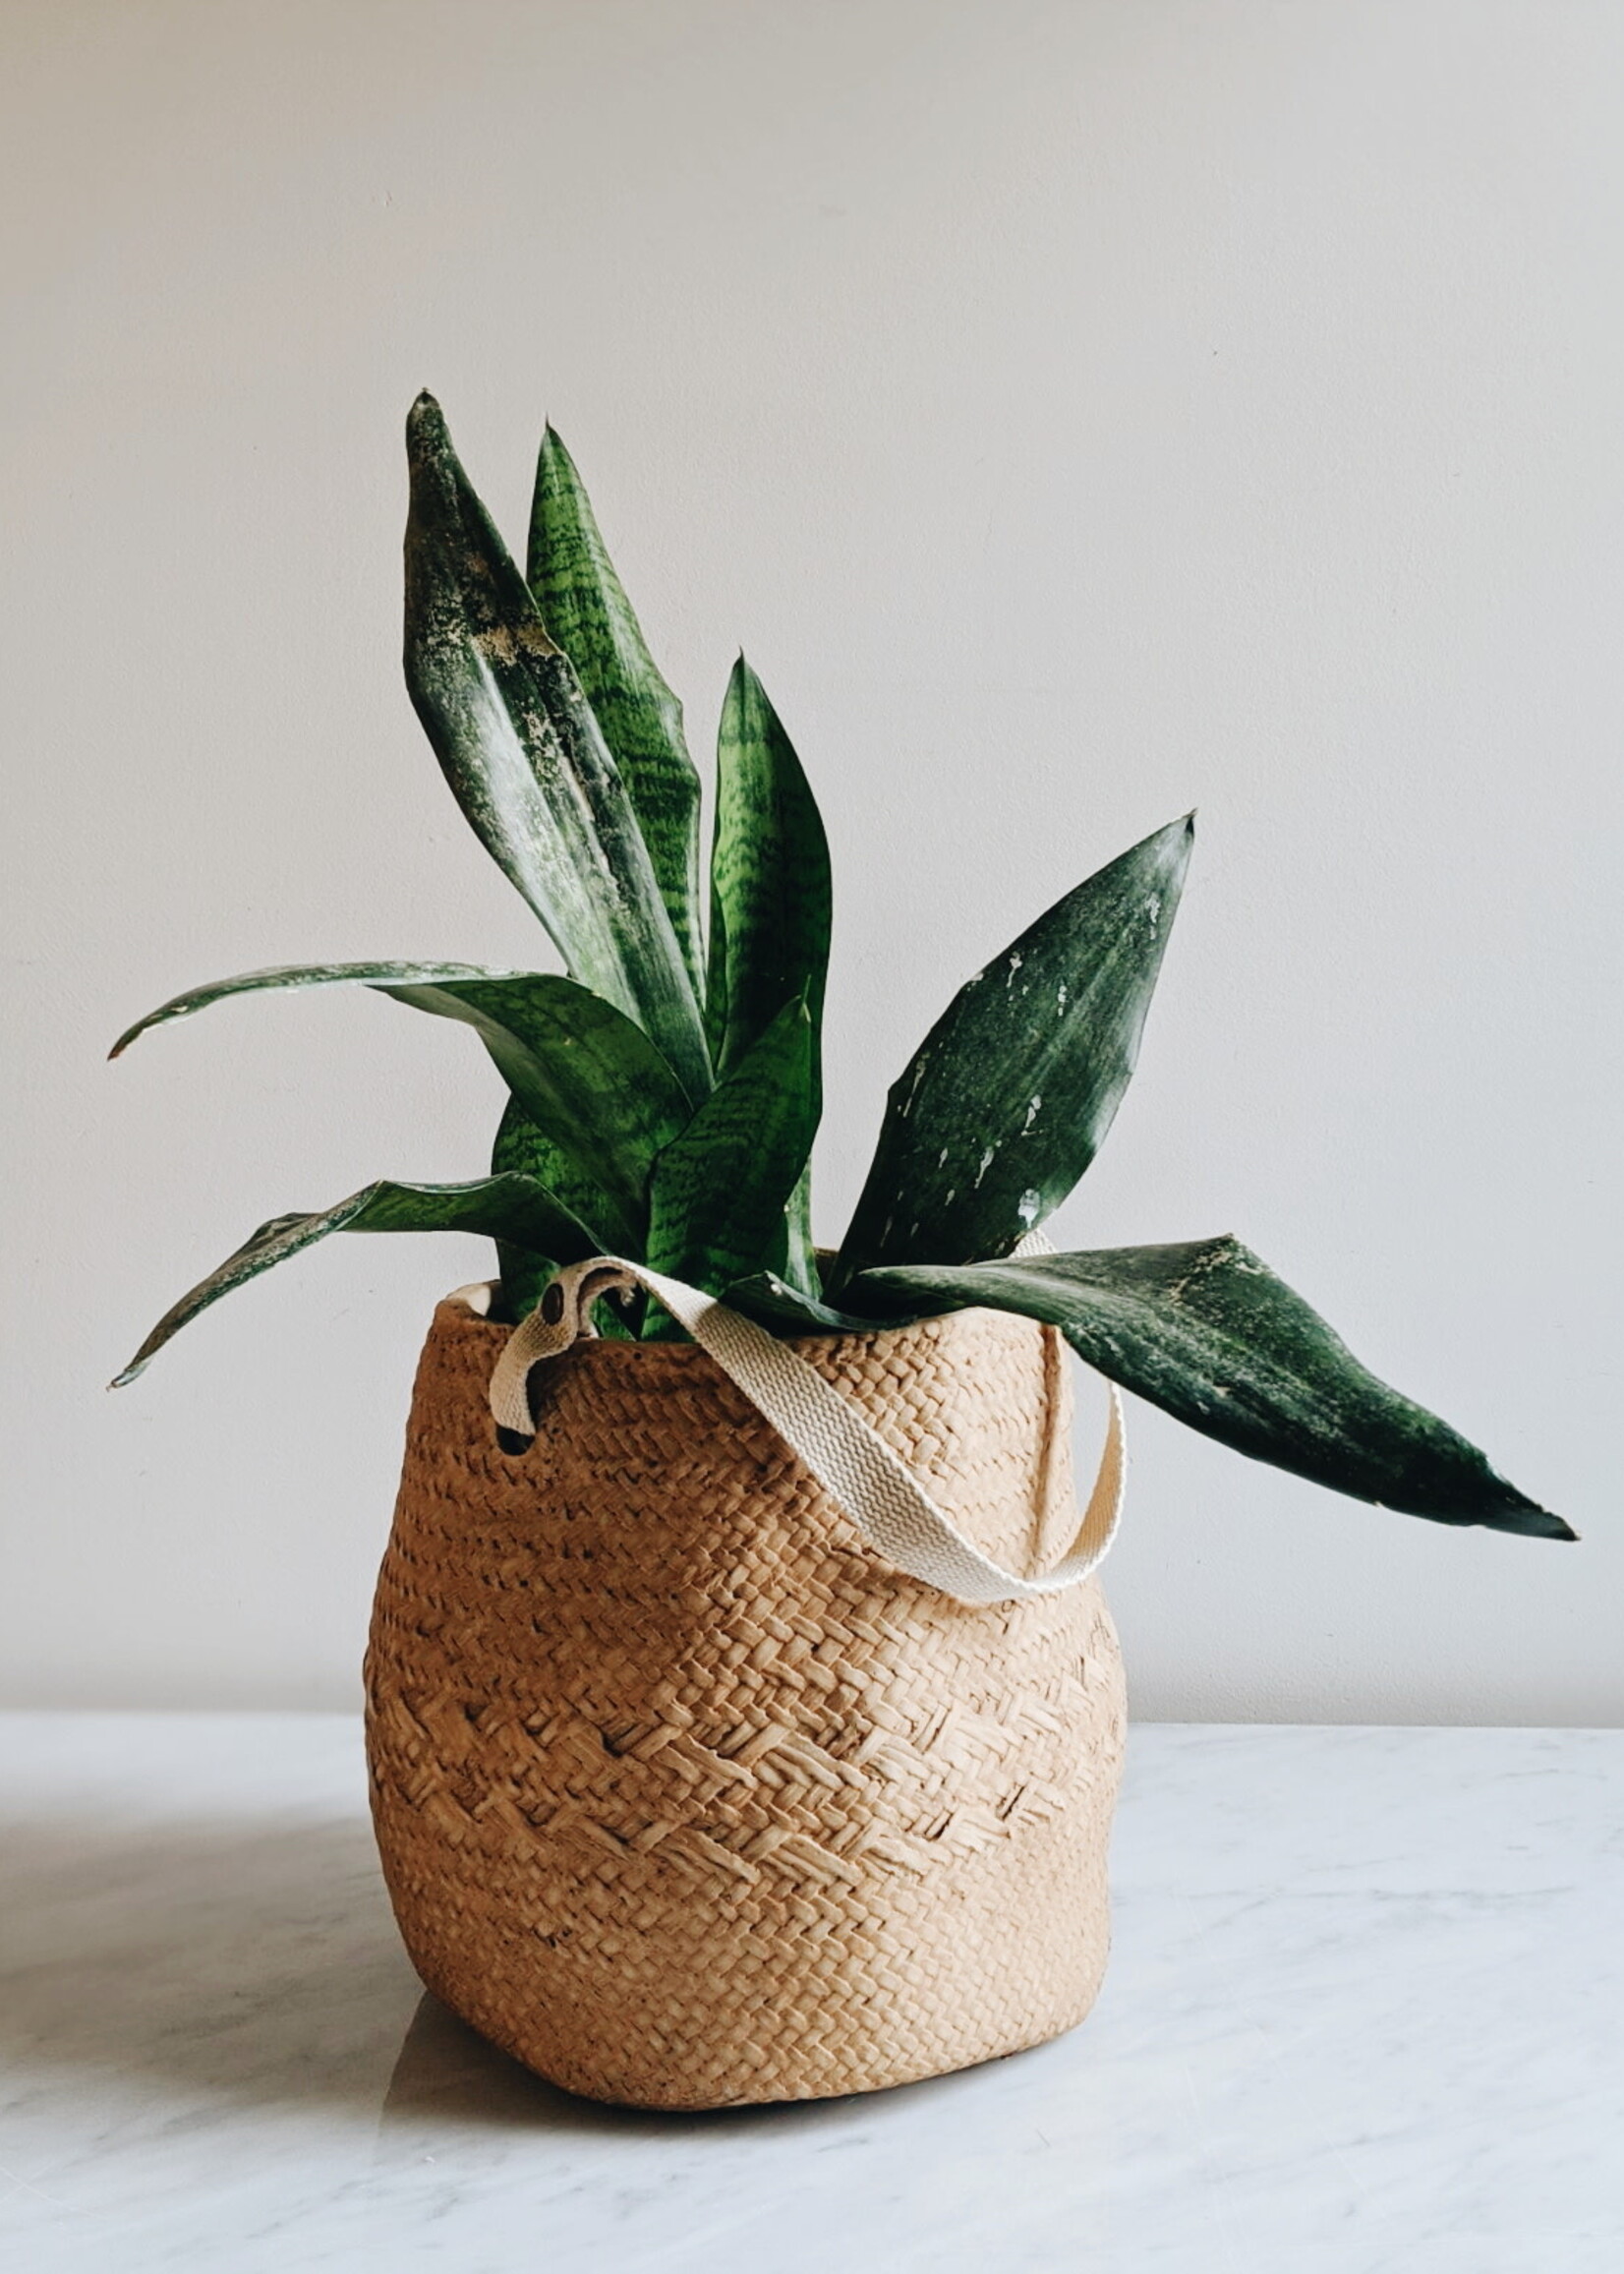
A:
4;0;1620;1719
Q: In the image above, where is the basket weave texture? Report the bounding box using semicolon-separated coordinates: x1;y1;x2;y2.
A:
365;1293;1127;2109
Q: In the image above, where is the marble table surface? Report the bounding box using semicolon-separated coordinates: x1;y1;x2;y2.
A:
2;1715;1618;2272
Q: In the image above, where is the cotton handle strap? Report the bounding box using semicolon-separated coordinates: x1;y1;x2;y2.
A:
485;1257;1125;1608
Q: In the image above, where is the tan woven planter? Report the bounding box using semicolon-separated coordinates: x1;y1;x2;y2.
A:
365;1290;1127;2110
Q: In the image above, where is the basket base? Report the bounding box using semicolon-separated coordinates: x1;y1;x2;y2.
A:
384;1907;1112;2110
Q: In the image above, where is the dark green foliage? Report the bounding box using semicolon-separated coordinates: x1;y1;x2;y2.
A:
378;974;689;1254
721;1271;903;1336
489;1099;598;1321
828;816;1193;1294
647;999;819;1297
488;1099;641;1334
528;426;705;997
110;399;1569;1546
111;1176;603;1385
404;394;709;1099
111;959;687;1259
108;961;516;1061
855;1244;1575;1541
706;658;832;1287
706;658;832;1077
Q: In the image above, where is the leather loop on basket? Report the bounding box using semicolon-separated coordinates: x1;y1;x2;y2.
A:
485;1254;1126;1609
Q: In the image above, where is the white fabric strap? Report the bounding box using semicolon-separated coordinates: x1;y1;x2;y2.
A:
485;1257;1125;1609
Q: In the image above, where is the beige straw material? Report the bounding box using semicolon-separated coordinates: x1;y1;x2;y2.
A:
487;1255;1127;1605
366;1293;1127;2110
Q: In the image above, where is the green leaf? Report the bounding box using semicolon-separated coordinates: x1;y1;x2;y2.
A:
109;959;689;1262
403;393;710;1098
108;960;520;1060
721;1270;908;1337
829;814;1193;1294
646;999;819;1300
111;1175;604;1385
781;1163;821;1302
527;426;703;998
488;1099;637;1332
854;1241;1575;1541
379;973;690;1255
706;658;832;1279
706;657;833;1079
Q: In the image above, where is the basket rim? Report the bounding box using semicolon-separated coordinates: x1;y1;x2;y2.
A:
435;1282;1016;1368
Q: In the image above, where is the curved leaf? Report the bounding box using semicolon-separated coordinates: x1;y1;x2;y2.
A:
108;960;519;1060
403;393;709;1098
829;814;1193;1293
722;1271;910;1337
854;1241;1575;1540
109;960;689;1262
111;1175;603;1384
647;998;818;1299
380;974;692;1255
528;426;703;995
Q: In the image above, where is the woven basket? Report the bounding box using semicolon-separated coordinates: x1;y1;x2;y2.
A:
365;1289;1127;2110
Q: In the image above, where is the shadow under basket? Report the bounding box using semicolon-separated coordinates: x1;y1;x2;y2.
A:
364;1290;1127;2111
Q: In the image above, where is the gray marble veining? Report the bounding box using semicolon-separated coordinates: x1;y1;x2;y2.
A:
2;1715;1618;2271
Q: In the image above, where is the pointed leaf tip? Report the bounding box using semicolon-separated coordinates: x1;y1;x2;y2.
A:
105;961;527;1063
831;813;1193;1285
112;1173;608;1381
405;391;450;458
406;396;710;1091
705;657;832;1089
852;1241;1569;1542
524;413;707;1003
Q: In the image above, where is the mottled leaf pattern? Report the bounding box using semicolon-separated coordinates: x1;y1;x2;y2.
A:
706;658;832;1277
706;657;832;1077
528;426;703;995
112;1176;603;1383
403;394;709;1098
829;815;1193;1292
647;999;818;1299
856;1242;1576;1540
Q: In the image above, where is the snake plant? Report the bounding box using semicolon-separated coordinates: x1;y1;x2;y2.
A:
111;394;1572;1545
